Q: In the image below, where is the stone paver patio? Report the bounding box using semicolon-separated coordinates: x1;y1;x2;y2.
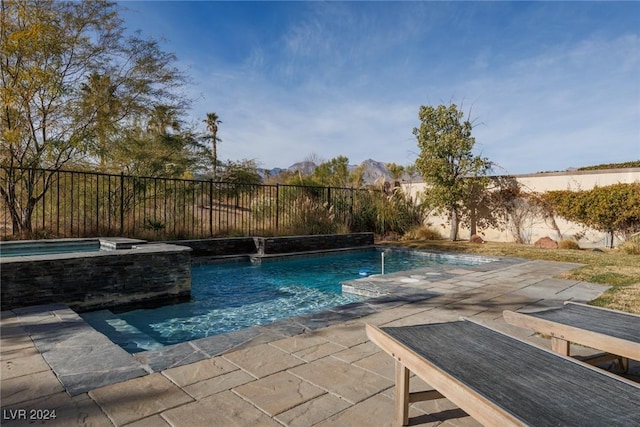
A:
2;257;638;426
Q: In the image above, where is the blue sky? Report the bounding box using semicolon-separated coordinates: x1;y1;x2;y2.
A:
118;1;640;175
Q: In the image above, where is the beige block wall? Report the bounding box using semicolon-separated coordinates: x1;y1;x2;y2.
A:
402;168;640;247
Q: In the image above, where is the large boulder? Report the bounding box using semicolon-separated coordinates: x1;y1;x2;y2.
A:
534;236;558;249
470;234;485;244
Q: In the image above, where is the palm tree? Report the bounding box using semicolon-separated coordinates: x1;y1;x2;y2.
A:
204;112;222;179
148;104;181;136
80;72;121;171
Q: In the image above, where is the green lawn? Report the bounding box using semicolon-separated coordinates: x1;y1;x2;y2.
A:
379;240;640;314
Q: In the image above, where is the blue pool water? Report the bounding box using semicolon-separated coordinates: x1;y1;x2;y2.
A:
82;249;487;352
0;243;100;257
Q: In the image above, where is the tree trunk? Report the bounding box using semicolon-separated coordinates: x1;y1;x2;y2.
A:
21;198;37;235
449;207;459;241
546;214;563;240
469;207;477;238
3;194;22;235
1;168;53;237
0;170;24;235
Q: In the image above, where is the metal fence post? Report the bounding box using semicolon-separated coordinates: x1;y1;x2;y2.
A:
209;179;214;237
350;188;354;226
95;174;100;234
275;183;280;232
119;171;124;235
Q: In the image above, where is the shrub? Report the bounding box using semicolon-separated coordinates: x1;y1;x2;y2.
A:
620;235;640;255
351;187;427;236
401;225;443;241
543;183;640;239
377;188;428;235
283;197;338;235
558;239;580;250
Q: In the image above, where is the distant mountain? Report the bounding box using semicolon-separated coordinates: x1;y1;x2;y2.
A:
259;159;416;184
261;167;285;177
358;159;392;184
287;161;317;176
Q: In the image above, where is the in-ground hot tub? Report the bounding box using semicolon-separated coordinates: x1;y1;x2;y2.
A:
0;237;103;257
0;237;192;311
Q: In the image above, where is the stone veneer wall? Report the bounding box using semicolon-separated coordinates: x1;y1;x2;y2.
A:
169;237;256;258
0;243;191;312
173;233;375;259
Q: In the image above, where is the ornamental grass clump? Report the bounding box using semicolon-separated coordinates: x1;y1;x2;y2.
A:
401;225;443;241
620;235;640;255
558;239;581;250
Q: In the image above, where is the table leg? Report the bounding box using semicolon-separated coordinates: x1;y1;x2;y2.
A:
395;361;410;426
551;336;570;356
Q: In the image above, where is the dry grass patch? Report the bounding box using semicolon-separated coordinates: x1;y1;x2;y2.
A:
590;283;640;314
381;239;640;314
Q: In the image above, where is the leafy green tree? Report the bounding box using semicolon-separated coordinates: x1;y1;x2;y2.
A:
349;163;365;188
402;163;419;202
405;164;417;182
413;103;491;240
310;155;365;188
0;0;188;235
217;159;263;208
313;156;350;187
218;159;262;186
118;105;208;178
386;163;405;182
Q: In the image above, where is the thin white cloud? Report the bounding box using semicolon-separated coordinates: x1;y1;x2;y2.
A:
137;2;639;173
465;33;639;173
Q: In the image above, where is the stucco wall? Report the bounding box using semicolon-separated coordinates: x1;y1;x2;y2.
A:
402;168;640;247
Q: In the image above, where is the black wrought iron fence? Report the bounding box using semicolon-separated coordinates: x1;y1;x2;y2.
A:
0;167;377;240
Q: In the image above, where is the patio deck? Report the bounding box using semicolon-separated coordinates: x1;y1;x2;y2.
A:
2;258;637;426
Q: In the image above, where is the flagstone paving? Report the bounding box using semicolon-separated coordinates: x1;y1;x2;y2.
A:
2;257;638;426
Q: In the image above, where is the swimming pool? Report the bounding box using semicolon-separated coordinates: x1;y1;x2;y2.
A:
81;248;489;352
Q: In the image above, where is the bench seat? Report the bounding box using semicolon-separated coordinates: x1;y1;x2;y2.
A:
366;320;640;426
503;302;640;366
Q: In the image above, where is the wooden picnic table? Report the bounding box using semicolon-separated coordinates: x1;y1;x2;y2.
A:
366;320;640;426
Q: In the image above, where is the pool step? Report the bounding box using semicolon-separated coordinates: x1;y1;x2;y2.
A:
80;310;164;353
